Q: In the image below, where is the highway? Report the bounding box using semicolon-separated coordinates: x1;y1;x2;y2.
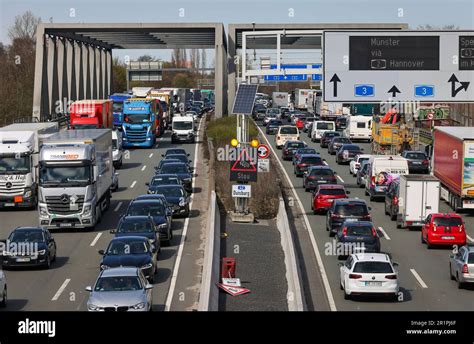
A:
0;121;206;311
259;122;474;311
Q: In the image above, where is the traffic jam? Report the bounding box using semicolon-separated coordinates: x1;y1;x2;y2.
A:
255;89;474;305
0;87;209;311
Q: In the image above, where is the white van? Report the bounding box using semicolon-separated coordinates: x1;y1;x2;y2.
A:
276;125;300;149
344;116;372;142
311;121;335;142
365;155;409;201
171;115;195;143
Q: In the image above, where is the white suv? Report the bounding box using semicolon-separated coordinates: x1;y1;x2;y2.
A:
275;125;300;149
339;253;399;300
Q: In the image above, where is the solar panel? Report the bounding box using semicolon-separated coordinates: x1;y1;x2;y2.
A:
232;84;258;114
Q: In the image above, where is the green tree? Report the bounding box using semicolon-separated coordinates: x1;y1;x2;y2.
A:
172;73;193;88
112;57;127;93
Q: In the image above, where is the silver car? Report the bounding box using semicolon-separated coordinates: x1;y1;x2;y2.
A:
0;269;6;308
86;267;153;312
449;245;474;288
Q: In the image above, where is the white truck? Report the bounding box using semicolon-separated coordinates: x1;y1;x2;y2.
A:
38;129;113;229
294;89;314;110
272;92;289;108
396;175;440;229
344;115;372;142
0;122;58;208
171;115;195;143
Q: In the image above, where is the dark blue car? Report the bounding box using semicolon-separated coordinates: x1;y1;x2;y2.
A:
112;216;160;250
146;174;181;194
163;148;189;157
150;184;190;217
155;163;193;193
99;236;158;282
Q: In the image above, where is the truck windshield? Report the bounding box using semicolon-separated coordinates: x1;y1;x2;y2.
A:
125;114;150;123
0;156;30;174
40;165;92;186
173;121;193;130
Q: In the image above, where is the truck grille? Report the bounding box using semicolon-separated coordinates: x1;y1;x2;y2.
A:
46;195;85;214
0;181;26;196
126;127;147;142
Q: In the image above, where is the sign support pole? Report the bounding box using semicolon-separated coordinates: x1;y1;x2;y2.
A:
235;113;250;214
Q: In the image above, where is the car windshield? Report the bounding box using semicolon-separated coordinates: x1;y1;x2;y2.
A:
160;164;188;174
9;230;44;243
269;120;282;126
335;138;352;143
311;169;334;176
107;240;148;255
353;262;393;273
94;276;142;292
319;188;345;196
125;113;150;123
317;123;334;130
128;202;165;217
166;155;188;163
346;225;373;236
165;149;186;156
151;177;179;185
173;121;193;130
336;204;369;216
118;219;154;233
406;152;426;160
0;156;30;174
297;149;316;155
287;142;305;149
40;164;92;186
433;217;463;227
301;157;322;164
155;186;184;198
324;133;339;139
280;127;298;135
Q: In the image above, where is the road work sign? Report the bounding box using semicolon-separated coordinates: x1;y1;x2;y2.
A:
216;283;251;296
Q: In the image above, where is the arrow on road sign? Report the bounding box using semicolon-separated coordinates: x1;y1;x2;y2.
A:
388;85;401;98
216;283;251;296
448;73;470;97
230;148;257;172
330;73;341;97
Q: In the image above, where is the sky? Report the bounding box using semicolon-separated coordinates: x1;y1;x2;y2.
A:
1;0;473;63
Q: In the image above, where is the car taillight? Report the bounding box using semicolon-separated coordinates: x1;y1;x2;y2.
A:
406;221;413;226
371;176;376;186
433;225;437;232
363;214;371;220
349;274;362;279
422;160;429;165
308;176;316;180
299;163;307;167
355;163;360;168
462;264;469;274
372;227;377;237
342;227;348;236
385;274;397;280
393;196;398;206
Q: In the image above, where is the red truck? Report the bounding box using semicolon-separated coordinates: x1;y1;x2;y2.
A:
69;100;113;129
433;126;474;211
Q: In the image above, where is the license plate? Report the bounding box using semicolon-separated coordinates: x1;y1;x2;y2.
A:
60;223;73;227
365;281;382;286
4;203;15;207
346;218;357;222
413;162;421;165
318;180;327;183
16;257;30;262
442;236;455;240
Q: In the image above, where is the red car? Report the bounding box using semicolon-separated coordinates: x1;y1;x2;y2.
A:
295;116;306;129
421;213;466;248
312;184;349;214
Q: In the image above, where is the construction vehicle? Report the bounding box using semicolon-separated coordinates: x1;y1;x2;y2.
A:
371;109;420;155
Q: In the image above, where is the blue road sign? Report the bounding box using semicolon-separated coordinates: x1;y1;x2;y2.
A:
270;63;322;69
311;74;323;81
414;85;434;97
354;84;375;97
264;74;308;81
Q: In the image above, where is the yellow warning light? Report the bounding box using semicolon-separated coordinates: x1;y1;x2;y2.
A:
250;139;259;148
231;138;239;147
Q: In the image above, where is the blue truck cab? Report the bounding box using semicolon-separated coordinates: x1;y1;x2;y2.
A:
122;98;158;148
109;93;132;129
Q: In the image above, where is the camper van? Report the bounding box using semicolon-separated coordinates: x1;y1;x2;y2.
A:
344;116;372;142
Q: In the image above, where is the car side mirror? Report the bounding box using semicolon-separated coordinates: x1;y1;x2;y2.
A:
187;153;190;156
85;286;92;292
98;249;105;255
145;182;150;186
145;284;154;290
393;262;399;270
368;207;372;211
361;148;364;151
188;160;192;163
161;154;164;157
346;191;351;195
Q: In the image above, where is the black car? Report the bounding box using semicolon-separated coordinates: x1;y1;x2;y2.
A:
266;119;283;135
99;236;158;282
320;131;341;148
155;162;193;193
335;144;364;164
282;141;306;161
252;104;266;119
1;227;57;269
147;174;181;193
328;137;353;155
164;149;189;157
335;221;381;257
384;179;400;221
164;154;193;169
302;166;337;191
294;154;325;177
255;109;267;121
326;199;372;236
150;184;190;217
292;147;318;165
126;198;173;246
401;151;430;174
335;116;348;131
155;159;181;171
135;194;173;215
112;216;160;249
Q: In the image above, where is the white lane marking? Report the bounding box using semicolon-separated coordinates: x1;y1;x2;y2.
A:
467;235;474;243
410;268;428;289
165;116;203;311
114;202;123;212
337;175;345;183
257;125;337;311
130;181;137;188
52;279;71;301
323;161;328;166
141;165;147;172
90;232;103;247
378;226;391;240
149;153;154;158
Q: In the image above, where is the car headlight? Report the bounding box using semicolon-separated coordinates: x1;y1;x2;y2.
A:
179;198;186;207
158;223;168;229
132;302;146;310
37;249;46;255
141;263;153;270
24;189;32;198
39;206;48;216
83;205;92;216
88;304;103;311
100;264;109;270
